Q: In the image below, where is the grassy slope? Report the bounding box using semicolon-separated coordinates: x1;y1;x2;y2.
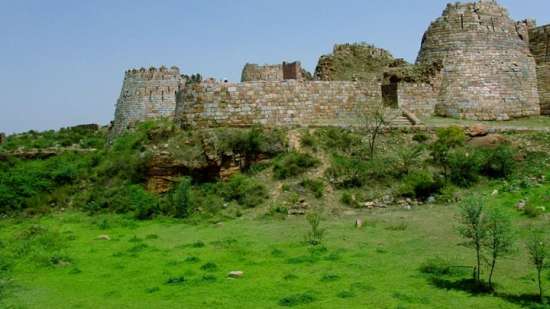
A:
0;199;547;308
1;124;549;308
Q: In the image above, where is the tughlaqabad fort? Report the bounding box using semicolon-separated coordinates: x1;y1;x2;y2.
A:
111;0;550;136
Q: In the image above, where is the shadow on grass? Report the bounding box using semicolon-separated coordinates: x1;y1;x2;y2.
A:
430;277;549;308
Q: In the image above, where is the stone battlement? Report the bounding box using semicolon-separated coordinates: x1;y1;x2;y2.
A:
123;66;181;81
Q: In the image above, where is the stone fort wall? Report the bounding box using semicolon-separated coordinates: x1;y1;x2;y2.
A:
176;81;381;128
417;0;540;120
111;66;183;136
111;1;550;136
530;25;550;115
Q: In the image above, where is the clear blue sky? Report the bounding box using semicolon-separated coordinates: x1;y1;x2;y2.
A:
0;0;548;133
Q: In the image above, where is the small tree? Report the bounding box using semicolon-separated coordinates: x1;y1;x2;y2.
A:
362;102;397;158
305;212;326;246
430;126;466;181
526;227;547;302
484;207;514;290
458;196;487;285
172;177;193;218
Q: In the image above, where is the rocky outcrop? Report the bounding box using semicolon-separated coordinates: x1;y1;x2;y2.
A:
315;43;398;82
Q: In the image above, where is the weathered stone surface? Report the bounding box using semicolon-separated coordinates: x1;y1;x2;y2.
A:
111;66;183;137
176;80;381;128
417;0;540;120
529;24;550;115
241;62;306;82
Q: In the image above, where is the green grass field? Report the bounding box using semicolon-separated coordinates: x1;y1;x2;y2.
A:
1;200;548;308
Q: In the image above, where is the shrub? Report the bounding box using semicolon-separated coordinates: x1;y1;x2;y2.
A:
316;128;363;155
300;131;318;149
220;127;286;169
200;262;218;272
523;204;544;218
128;186;159;220
447;148;481;187
395;145;425;175
300;178;324;198
413;132;430;143
278;292;316;307
430;126;466;179
172;177;193;218
273;152;320;180
305;212;326;246
221;174;268;208
325;155;368;188
399;170;442;200
479;144;516;179
420;257;461;276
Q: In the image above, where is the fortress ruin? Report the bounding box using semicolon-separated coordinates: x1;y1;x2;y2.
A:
111;0;549;135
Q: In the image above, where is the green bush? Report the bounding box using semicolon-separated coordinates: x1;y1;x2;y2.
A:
447;148;481;187
412;132;430;143
399;170;443;200
300;131;318;149
430;126;466;179
221;174;268;208
300;178;324;198
172;177;193;218
315;128;363;155
479;144;516;179
128;185;159;220
325;155;368;188
326;155;395;188
278;292;316;307
523;204;545;218
219;127;286;169
420;257;467;276
273;152;320;180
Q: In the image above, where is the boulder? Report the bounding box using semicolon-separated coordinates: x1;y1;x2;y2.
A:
355;219;364;228
467;124;489;137
468;134;506;148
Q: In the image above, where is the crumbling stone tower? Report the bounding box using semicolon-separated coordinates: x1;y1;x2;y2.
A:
111;66;183;136
417;0;540;120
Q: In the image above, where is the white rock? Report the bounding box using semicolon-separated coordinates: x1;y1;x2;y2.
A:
96;235;111;241
228;271;244;278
